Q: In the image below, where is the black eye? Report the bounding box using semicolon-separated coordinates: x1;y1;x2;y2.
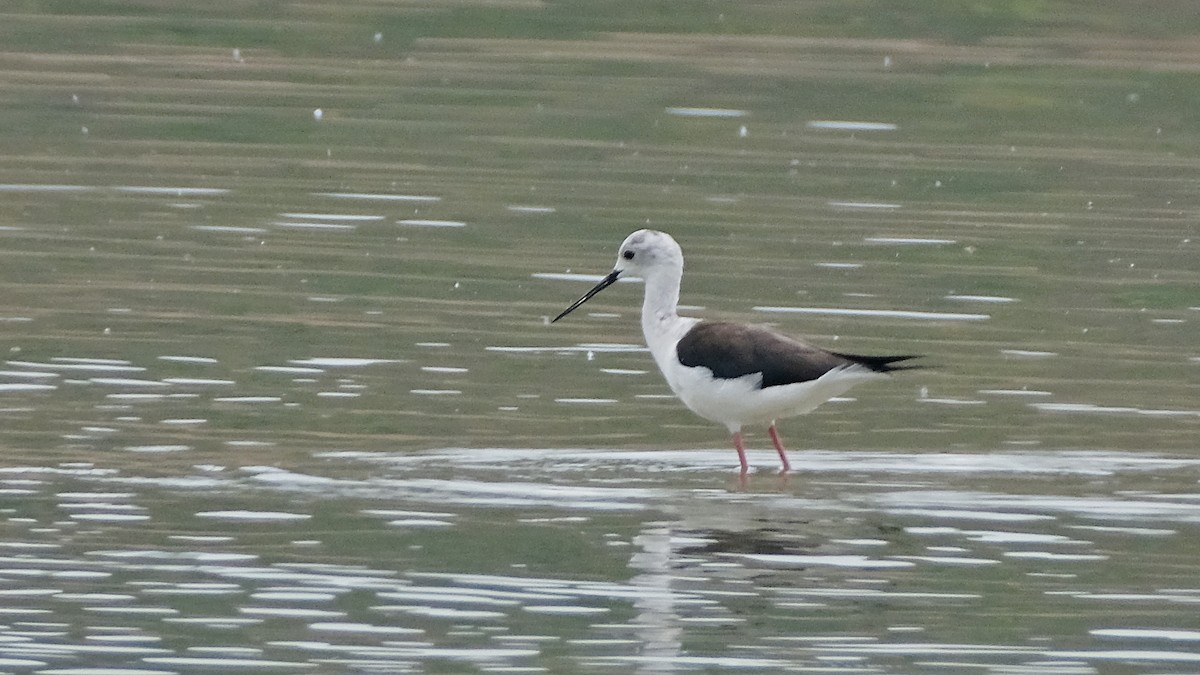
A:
622;250;635;260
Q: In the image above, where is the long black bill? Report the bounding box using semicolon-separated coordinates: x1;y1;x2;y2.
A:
551;270;621;323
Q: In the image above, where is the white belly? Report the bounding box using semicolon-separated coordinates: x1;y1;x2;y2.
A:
641;313;885;432
665;362;886;432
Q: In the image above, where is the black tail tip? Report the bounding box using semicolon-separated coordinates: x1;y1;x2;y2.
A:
874;354;925;373
836;353;924;373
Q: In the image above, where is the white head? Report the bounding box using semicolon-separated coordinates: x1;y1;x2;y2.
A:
612;229;684;281
552;229;684;323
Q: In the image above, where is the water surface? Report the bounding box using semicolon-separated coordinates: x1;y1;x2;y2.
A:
0;2;1197;671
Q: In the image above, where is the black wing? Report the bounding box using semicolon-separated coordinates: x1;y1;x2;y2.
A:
676;321;919;389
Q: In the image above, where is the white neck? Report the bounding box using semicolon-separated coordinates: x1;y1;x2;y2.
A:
638;267;697;393
640;270;682;343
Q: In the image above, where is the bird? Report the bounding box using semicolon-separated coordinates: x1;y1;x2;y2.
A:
552;229;920;475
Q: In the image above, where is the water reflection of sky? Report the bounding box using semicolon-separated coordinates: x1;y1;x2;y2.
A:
2;3;1199;669
1;445;1199;670
0;174;1196;669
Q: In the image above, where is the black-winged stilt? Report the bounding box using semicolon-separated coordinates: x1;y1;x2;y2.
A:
553;229;920;475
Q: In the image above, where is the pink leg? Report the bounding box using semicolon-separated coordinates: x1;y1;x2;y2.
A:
768;423;792;474
731;431;749;475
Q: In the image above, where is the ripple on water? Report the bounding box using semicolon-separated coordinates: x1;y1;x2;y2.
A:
239;607;347;619
665;107;747;118
1003;551;1109;561
123;445;190;453
388;606;509;620
732;554;915;569
88;378;168;388
523;605;610;616
313;191;440;202
1091;628;1200;641
82;650;172;668
288;358;400;367
754;306;989;321
212;396;283;404
278;213;385;221
864;236;956;245
157;355;219;364
420;366;468;373
375;588;525;608
1031;402;1200;418
114;186;230;196
978;389;1053;397
0;370;58;379
883;489;1200;522
945;294;1018;303
0;183;95;192
308;622;424;636
828;201;901;209
1001;349;1058;358
243;467;342;487
487;342;647;354
140;582;242;597
254;366;325;374
8;360;144;373
250;591;341;602
807;120;898;131
195;511;313;522
83;606;180;616
918;397;986;406
191;225;267;234
386;448;1199;479
272;221;357;231
141;657;316;670
162;378;234;385
0;383;57;392
398;218;466;228
88;550;259;563
69;513;151;522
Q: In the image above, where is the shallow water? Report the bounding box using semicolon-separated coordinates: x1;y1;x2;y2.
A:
1;2;1198;672
2;449;1200;671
